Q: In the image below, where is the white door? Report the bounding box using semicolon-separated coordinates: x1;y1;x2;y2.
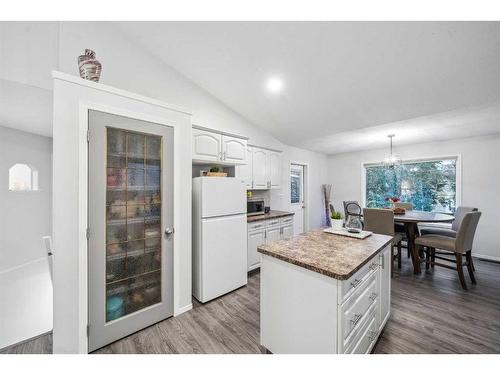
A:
248;229;265;271
252;148;268;189
281;225;294;240
222;135;247;164
290;164;305;235
268;151;281;189
192;128;222;162
265;227;281;243
379;246;391;330
88;110;174;352
237;147;253;189
200;214;247;302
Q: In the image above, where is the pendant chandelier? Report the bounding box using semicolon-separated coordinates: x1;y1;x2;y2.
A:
383;134;401;169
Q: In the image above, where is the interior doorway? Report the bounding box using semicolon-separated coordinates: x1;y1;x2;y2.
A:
290;163;308;235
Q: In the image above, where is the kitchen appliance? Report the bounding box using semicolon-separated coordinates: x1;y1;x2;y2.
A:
247;199;265;216
192;177;248;303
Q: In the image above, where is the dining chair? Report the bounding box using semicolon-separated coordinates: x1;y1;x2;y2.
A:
420;206;478;271
420;206;478;237
414;211;482;290
394;202;413;257
363;208;403;277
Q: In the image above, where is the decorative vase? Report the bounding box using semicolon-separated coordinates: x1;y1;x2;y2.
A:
78;49;102;82
331;219;343;230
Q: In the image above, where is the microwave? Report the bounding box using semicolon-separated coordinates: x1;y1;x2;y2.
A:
247;199;265;216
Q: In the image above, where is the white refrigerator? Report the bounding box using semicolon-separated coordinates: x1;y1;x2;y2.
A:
192;177;248;303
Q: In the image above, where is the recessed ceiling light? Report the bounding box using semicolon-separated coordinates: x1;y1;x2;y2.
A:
266;77;283;94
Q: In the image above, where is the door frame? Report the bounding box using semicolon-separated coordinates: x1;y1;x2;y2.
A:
79;101;188;352
289;162;309;233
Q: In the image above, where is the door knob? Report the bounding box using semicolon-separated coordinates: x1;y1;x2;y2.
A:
165;227;175;236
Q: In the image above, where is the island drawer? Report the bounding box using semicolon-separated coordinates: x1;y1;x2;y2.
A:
344;306;378;354
339;257;379;303
340;270;379;342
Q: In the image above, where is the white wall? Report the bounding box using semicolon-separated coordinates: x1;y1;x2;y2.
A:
327;134;500;260
0;125;52;272
56;22;329;230
52;74;192;353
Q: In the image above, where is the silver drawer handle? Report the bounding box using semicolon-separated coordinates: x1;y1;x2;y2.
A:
368;330;377;342
350;313;363;326
369;292;378;301
350;279;362;288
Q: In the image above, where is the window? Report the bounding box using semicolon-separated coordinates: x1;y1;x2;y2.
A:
365;158;457;213
290;167;302;204
9;163;39;191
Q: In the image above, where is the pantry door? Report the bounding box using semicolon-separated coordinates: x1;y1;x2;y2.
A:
88;110;174;352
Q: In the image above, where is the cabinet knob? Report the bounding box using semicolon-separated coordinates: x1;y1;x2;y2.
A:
165;227;175;237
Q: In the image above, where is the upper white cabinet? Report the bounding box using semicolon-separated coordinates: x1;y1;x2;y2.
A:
223;136;247;164
267;151;281;189
192;128;222;162
238;147;253;189
252;148;268;189
237;145;282;190
192;126;247;165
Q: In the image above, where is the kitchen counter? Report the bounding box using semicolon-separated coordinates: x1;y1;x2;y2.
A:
258;229;392;280
247;210;294;223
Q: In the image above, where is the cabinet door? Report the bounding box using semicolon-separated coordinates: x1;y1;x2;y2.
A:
252;148;268;189
237;147;253;189
248;229;265;271
265;227;281;244
379;246;391;330
192;128;222;162
267;151;281;189
222;135;247;164
281;224;294;240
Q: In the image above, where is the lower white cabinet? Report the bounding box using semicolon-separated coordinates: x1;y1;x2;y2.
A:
247;230;266;272
247;216;294;271
260;245;391;353
281;225;294;240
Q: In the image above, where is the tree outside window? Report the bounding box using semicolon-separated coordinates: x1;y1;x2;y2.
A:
365;158;456;213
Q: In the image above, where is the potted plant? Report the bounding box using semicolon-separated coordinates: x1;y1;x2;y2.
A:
330;211;344;230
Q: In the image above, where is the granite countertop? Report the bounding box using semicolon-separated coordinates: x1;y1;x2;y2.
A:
257;229;393;280
247;210;294;223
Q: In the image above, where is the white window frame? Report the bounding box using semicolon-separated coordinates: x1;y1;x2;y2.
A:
360;154;462;211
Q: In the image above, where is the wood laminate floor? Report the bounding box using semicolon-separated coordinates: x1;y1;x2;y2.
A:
2;258;500;354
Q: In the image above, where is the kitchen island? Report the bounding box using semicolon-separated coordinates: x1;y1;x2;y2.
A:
258;229;393;354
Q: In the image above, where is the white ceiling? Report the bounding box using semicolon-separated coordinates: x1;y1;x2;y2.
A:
116;21;500;154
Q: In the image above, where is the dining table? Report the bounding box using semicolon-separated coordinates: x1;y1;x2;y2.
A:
393;210;454;274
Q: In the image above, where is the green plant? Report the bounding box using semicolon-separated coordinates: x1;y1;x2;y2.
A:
331;211;342;220
209;166;220;173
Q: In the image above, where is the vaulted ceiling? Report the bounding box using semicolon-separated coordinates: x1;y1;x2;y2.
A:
116;21;500;154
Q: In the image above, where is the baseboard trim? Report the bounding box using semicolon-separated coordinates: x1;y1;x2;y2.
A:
174;303;193;316
474;253;500;263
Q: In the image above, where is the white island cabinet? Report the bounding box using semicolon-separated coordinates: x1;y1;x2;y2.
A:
259;229;392;354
